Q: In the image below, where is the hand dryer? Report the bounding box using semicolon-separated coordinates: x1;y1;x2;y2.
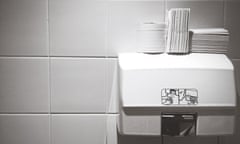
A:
118;53;236;136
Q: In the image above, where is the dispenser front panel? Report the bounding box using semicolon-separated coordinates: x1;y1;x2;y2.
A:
120;69;236;107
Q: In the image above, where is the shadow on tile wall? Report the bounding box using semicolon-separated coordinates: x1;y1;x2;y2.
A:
225;1;240;59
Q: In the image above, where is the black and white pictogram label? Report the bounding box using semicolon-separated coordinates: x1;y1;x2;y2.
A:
161;88;198;105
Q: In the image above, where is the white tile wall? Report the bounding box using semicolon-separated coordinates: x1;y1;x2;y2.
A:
0;57;49;113
108;0;165;56
49;0;107;56
0;114;50;144
0;0;240;144
51;58;107;113
0;0;48;56
51;114;106;144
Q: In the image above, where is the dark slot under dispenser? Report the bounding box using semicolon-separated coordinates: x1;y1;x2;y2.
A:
161;113;197;136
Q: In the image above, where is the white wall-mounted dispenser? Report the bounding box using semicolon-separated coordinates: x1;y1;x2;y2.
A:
118;53;236;136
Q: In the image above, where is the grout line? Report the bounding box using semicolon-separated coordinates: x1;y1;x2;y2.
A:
231;59;240;61
0;113;50;115
161;135;164;144
164;0;166;23
105;59;109;114
105;0;110;58
0;55;49;57
49;56;117;58
0;113;119;115
223;0;227;29
50;113;115;114
0;55;118;58
105;54;109;144
47;0;52;144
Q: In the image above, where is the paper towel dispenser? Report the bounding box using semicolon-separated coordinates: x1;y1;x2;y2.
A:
118;53;236;136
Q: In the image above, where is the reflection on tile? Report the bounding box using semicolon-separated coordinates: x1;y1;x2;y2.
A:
108;1;165;56
0;57;49;113
106;58;119;113
0;0;48;56
51;114;106;144
0;114;50;144
107;114;118;144
49;0;107;56
166;0;224;29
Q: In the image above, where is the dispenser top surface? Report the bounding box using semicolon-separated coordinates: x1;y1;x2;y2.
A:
118;53;233;70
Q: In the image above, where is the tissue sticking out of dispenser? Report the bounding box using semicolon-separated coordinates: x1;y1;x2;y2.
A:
137;22;167;54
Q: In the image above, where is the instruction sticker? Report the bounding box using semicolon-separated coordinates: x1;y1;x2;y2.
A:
161;88;198;105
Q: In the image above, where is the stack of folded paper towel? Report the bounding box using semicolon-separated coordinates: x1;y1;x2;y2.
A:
190;28;229;54
137;8;229;54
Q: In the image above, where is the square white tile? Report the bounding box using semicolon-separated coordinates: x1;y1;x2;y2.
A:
0;114;50;144
0;57;49;113
166;0;224;29
51;114;106;144
108;1;165;56
51;58;108;113
49;0;107;56
0;0;48;56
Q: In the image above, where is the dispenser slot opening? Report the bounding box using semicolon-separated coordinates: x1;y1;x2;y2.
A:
161;113;197;136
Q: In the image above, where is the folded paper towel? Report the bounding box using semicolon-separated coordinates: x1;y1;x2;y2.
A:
166;8;190;54
190;28;229;54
